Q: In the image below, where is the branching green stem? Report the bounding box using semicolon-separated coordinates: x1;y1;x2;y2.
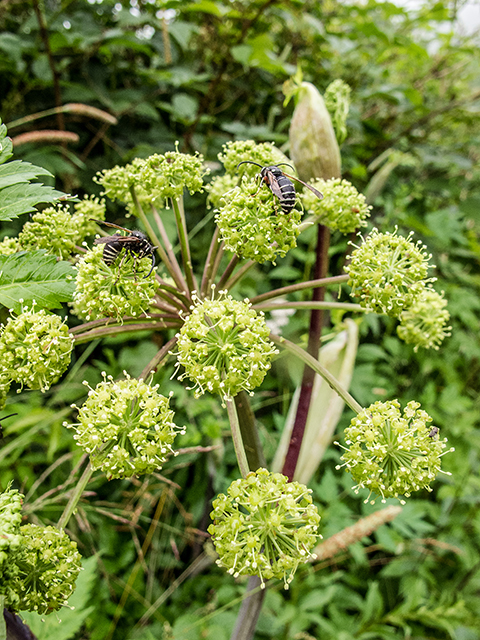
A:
250;274;349;305
57;462;94;530
222;259;256;291
73;319;181;344
171;196;198;293
152;205;189;293
130;187;185;291
270;334;363;415
201;226;221;297
225;397;249;478
139;336;177;380
217;254;240;290
254;301;364;312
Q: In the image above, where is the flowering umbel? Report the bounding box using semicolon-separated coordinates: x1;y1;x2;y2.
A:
96;149;208;212
68;373;185;479
346;228;434;317
175;290;278;399
208;468;320;589
0;306;73;392
397;287;451;351
336;400;453;503
18;205;80;260
0;486;23;609
72;245;157;322
7;524;82;614
302;178;371;234
215;180;302;264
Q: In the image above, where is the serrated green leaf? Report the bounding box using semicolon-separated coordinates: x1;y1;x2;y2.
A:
0;183;68;221
0;251;76;312
0;160;53;189
20;556;97;640
0;134;13;165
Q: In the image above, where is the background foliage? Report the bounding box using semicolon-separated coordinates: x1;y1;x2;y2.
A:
1;0;480;638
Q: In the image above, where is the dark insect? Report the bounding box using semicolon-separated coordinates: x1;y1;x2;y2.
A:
0;413;17;442
90;220;157;278
428;427;439;439
236;161;324;214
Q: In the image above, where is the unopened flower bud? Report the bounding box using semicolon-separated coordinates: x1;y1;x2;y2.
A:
289;82;341;181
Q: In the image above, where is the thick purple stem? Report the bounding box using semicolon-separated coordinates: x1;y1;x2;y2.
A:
282;224;331;481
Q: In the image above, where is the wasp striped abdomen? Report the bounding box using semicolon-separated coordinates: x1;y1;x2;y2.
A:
272;171;296;214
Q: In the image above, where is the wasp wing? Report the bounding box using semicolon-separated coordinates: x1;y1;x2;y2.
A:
265;170;285;199
94;235;138;246
89;218;130;233
281;172;324;200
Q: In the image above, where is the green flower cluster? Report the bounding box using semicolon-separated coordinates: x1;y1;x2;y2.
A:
9;524;82;614
0;306;73;392
0;236;20;255
215;180;302;264
69;373;185;479
0;486;23;609
176;290;278;400
0;488;81;614
336;400;453;503
206;174;239;209
208;468;320;589
18;205;80;260
346;228;434;317
218;140;288;178
72;245;158;322
397;288;451;351
96;149;208;213
71;195;106;238
302;178;371;233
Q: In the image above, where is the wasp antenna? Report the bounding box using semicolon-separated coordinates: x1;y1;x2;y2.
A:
275;162;295;172
236;161;263;170
1;413;17;421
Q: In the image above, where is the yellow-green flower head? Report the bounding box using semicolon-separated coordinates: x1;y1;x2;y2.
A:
7;524;81;614
18;205;79;260
96;149;208;213
72;245;157;322
71;195;106;239
206;174;239;209
0;306;73;392
345;228;434;317
218;140;288;178
397;287;451;351
68;373;185;479
0;236;21;255
176;290;279;400
0;375;11;410
208;468;321;589
303;178;371;234
215;179;302;264
0;486;23;609
336;400;453;504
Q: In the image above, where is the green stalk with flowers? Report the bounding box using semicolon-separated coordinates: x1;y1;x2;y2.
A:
0;76;453;639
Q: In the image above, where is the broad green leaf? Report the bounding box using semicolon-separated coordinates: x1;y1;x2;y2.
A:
0;159;52;189
0;134;13;165
0;183;68;221
0;251;76;312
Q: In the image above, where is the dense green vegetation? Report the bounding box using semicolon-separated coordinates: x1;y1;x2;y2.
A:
1;1;480;639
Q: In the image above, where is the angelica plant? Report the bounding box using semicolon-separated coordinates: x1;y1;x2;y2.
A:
0;105;454;640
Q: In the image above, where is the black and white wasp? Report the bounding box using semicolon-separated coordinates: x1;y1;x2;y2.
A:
236;161;324;214
90;219;157;278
